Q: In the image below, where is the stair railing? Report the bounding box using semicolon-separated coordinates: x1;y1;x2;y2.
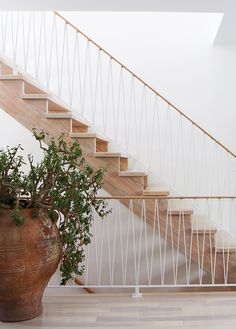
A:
0;11;235;198
47;196;236;290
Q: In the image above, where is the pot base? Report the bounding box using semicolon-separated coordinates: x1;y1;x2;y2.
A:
0;209;61;323
0;296;43;322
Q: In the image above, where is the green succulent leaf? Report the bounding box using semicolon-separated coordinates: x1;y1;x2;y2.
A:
0;130;111;284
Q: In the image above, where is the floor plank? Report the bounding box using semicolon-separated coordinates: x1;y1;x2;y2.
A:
1;292;236;328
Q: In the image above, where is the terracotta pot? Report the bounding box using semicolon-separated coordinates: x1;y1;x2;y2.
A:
0;208;61;322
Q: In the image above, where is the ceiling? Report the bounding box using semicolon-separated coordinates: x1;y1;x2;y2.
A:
0;0;236;44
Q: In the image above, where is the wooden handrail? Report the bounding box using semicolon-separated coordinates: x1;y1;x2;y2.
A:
54;11;236;159
95;196;236;200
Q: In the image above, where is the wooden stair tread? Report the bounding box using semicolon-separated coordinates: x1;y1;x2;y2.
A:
216;247;236;253
191;227;217;234
119;171;147;177
94;152;128;158
70;132;96;138
70;132;109;142
143;185;170;196
215;231;236;252
0;75;23;80
21;93;49;100
45;112;72;119
22;94;70;113
167;199;193;215
191;215;217;234
169;210;193;216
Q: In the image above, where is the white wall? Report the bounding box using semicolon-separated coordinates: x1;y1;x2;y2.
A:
0;110;43;165
60;11;236;153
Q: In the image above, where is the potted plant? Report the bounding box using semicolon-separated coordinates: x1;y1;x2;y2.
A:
0;130;110;322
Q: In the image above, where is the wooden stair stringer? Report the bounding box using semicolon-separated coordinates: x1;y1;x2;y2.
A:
0;77;235;284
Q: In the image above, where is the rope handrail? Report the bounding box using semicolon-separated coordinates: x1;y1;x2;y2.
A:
55;11;236;159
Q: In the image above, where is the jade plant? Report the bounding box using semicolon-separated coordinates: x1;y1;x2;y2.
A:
0;130;111;284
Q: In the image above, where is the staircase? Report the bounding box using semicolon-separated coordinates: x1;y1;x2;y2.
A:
1;60;236;287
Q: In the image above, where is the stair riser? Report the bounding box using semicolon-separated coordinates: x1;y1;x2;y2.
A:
96;139;108;152
23;81;45;95
120;157;128;171
72;121;89;133
0;63;13;75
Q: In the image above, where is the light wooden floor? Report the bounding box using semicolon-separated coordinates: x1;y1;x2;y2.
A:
1;292;236;328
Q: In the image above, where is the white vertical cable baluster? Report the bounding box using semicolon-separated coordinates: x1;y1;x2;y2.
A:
109;60;116;141
46;13;56;90
170;208;178;285
156;96;162;174
1;12;8;55
114;66;123;142
182;205;190;285
127;75;138;159
219;200;227;283
104;57;112;134
87;41;94;125
124;200;132;286
185;124;195;195
32;12;37;79
175;211;182;285
207;199;215;285
161;104;169;182
196;132;206;196
137;200;144;286
105;208;112;286
143;199;150;285
42;12;49;88
84;218;92;286
155;200;164;285
53;13;60;96
191;125;197;196
179;116;187;194
136;85;146;165
81;40;89;117
58;21;66;97
98;214;105;286
221;202;230;285
65;23;73;106
117;200;125;286
111;200;119;285
199;201;207;285
121;68;128;150
168;201;177;285
69;31;77;110
75;32;83;114
92;49;101;125
97;49;105;127
11;12;20;72
35;12;44;80
167;107;175;187
21;12;30;71
93;207;100;286
213;199;220;284
147;95;158;170
172;113;181;190
131;199;138;286
149;199;158;286
162;200;170;285
194;211;201;284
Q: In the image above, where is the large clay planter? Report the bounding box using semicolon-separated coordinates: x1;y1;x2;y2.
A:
0;208;61;322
